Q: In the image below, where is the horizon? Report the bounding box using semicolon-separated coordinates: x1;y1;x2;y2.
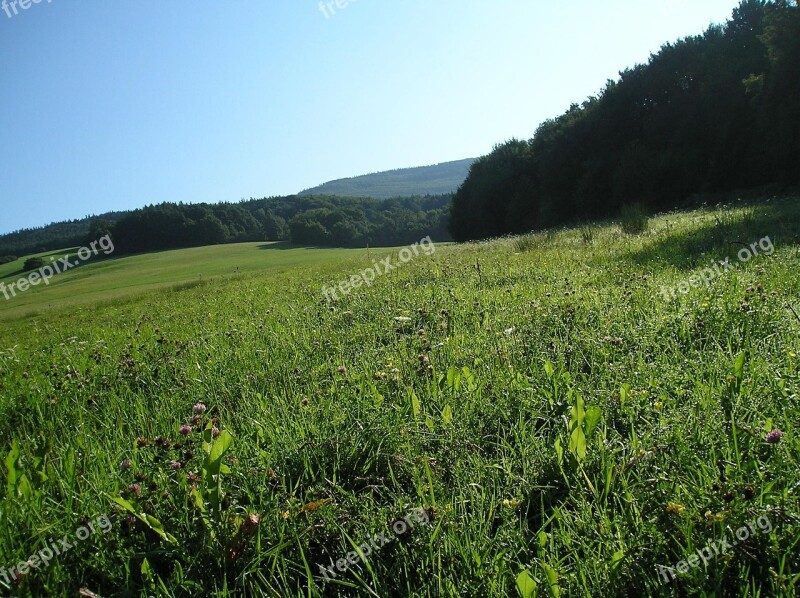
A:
1;0;742;235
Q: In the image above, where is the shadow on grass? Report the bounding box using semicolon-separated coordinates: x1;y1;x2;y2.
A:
256;242;306;251
625;196;800;271
256;241;364;251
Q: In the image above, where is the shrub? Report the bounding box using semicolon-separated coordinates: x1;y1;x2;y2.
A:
620;203;649;235
579;225;596;245
512;234;538;253
0;255;17;265
23;257;46;272
512;231;556;253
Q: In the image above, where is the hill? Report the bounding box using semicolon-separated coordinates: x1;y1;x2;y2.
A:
0;242;362;321
0;196;797;595
298;158;475;198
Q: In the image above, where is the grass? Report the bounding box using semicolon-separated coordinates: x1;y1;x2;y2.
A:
0;197;798;596
0;243;363;322
620;203;650;235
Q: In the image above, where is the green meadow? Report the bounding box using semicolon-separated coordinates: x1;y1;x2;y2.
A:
0;243;360;322
0;197;798;596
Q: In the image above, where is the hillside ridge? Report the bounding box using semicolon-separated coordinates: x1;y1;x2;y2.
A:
298;158;475;198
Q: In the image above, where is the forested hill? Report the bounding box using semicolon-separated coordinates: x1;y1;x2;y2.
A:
0;195;452;257
299;159;475;198
0;158;473;256
0;212;129;258
450;0;800;242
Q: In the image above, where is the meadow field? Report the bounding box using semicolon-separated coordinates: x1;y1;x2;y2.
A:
0;243;361;323
0;197;798;597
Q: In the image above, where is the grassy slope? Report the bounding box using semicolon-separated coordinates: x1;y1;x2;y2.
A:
0;198;798;597
0;243;361;322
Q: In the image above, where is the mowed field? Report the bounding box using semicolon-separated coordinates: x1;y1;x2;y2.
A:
0;198;799;597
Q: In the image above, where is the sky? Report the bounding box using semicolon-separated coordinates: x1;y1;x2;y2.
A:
0;0;743;235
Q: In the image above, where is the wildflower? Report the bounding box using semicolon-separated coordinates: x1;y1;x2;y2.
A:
190;415;202;426
128;483;142;497
654;401;664;410
193;403;207;414
790;352;796;359
301;398;309;406
120;459;132;470
666;502;685;515
179;425;192;436
136;437;149;447
337;366;347;374
169;461;182;470
211;426;220;438
503;498;520;507
162;491;170;499
766;429;784;443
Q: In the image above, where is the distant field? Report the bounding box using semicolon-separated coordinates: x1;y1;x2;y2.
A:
0;243;370;321
0;198;798;596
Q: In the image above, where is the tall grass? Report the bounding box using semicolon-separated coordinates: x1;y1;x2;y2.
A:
620;203;650;234
0;196;798;596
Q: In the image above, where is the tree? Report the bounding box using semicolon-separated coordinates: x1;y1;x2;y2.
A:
449;0;798;242
261;211;289;241
23;257;46;271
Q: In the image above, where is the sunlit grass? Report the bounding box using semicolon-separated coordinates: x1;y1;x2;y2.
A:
0;197;798;596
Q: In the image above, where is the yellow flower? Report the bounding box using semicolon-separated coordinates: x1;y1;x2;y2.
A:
281;510;290;520
654;401;664;411
790;352;797;359
666;502;685;515
503;498;520;508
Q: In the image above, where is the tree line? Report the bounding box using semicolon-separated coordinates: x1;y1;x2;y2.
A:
0;212;128;258
105;195;451;253
0;196;452;257
450;0;800;241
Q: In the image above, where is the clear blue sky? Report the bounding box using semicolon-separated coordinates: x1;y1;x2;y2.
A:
0;0;742;234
